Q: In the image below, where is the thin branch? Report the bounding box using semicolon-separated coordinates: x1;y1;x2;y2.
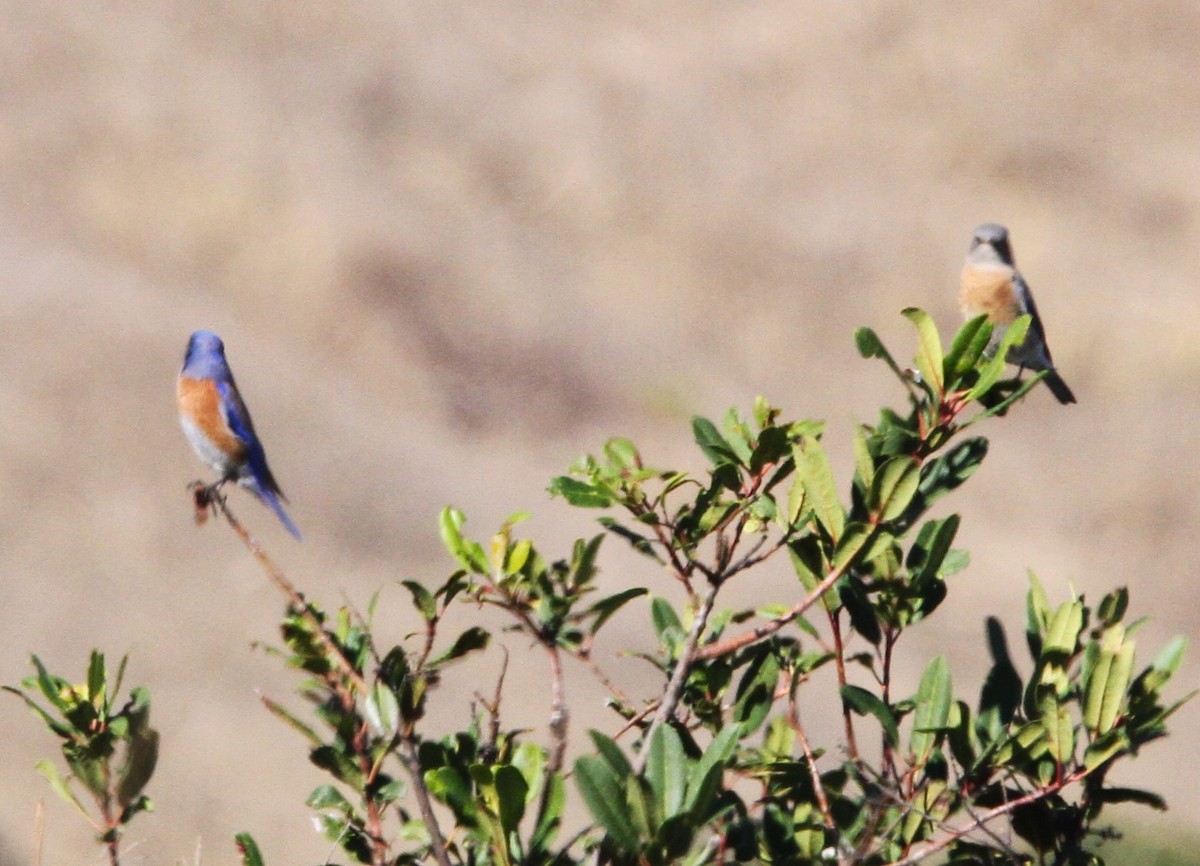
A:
881;770;1088;866
881;628;898;782
632;581;721;775
100;747;120;866
613;701;659;741
722;533;789;580
200;485;368;693
546;645;570;774
829;612;859;761
788;694;834;829
401;736;455;866
474;649;508;759
692;554;853;662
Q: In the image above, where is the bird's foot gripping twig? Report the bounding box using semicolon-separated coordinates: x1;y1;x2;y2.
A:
187;479;228;527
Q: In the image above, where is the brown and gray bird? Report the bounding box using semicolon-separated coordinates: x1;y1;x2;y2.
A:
959;223;1076;404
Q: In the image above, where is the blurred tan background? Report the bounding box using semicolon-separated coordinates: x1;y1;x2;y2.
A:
1;3;1197;863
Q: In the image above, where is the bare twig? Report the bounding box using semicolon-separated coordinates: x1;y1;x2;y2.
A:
546;645;570;774
633;581;720;775
829;612;860;761
880;629;898;782
788;696;834;829
692;554;853;662
200;485;368;693
475;649;508;760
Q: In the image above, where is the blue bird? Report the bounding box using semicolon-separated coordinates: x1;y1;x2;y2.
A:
177;331;301;539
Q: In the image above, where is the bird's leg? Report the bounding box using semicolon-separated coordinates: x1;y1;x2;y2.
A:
187;477;231;526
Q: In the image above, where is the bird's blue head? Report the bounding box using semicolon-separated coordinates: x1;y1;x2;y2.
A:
181;330;232;379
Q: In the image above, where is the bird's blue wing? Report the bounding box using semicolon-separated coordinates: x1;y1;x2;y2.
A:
216;379;301;539
216;379;280;493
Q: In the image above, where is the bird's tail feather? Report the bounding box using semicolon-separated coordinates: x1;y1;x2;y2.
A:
248;481;302;540
1043;370;1076;405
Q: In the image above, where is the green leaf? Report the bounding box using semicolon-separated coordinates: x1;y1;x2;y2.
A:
86;651;106;711
907;438;988;523
869;457;921;523
721;407;756;465
651;598;684;645
31;655;71;713
597;517;662;562
310;745;365;789
1026;572;1051;659
644;724;688;819
3;685;72;739
574;755;640;851
494;764;529;835
1083;633;1114;734
530;771;565;852
365;682;401;739
842;685;900;747
732;649;780;734
1098;641;1135;734
584;587;649;636
425;766;474;817
307;784;355;813
944;314;993;381
1043;600;1084;660
750;424;791;476
794;437;844;543
587;730;633;777
831;522;873;574
762;716;795;761
604;437;641;470
852;424;875;490
693;416;742;468
505;538;533;575
788;537;826;593
1041;695;1074;763
548;475;613;508
624;772;654;839
1097;587;1130;627
969;315;1031;400
786;472;808;527
439;507;489;573
839;575;882;645
855;326;905;380
911;656;953;766
906;514;961;583
947;699;977;769
967;369;1045;423
260;696;322;745
401;580;438;621
902;308;945;393
1084;729;1127;771
234;832;266;866
684;723;741;816
35;758;91;821
429;626;490;667
111;655;129;706
1138;635;1187;694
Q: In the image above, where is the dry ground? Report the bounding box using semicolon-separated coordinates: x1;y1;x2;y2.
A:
0;4;1197;863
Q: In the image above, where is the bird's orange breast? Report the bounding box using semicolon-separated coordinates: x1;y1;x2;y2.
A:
960;266;1019;325
177;377;246;460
